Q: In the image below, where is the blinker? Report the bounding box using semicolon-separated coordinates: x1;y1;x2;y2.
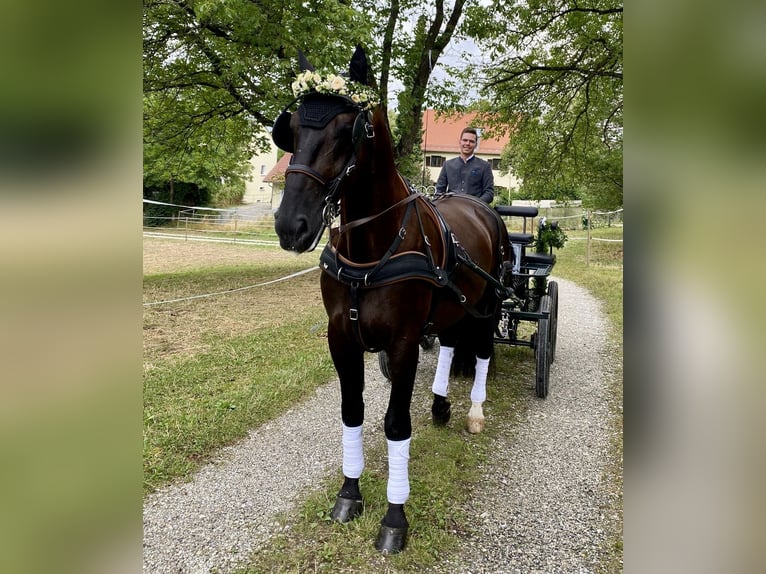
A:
272;111;294;152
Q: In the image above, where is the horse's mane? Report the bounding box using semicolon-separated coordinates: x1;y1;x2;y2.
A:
359;107;398;177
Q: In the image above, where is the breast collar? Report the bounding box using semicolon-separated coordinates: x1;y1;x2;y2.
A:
319;191;460;290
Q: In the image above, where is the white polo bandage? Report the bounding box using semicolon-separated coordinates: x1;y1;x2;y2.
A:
342;423;364;479
470;356;490;403
386;438;411;504
431;345;455;397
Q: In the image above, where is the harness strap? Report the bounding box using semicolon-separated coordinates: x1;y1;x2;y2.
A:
338;193;419;234
348;282;379;352
356;199;417;286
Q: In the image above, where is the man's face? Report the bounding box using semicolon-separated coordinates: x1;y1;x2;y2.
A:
460;133;477;155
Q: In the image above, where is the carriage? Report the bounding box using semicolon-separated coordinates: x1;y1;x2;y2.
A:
492;205;560;399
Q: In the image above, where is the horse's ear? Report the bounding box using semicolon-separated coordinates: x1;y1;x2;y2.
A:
298;50;315;72
348;44;368;85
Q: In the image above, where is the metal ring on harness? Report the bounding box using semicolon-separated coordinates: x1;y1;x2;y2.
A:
323;201;338;226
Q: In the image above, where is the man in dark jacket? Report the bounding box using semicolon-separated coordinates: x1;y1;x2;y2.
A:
434;127;494;203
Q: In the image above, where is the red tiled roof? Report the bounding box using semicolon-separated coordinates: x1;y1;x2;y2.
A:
263;153;291;182
421;110;510;155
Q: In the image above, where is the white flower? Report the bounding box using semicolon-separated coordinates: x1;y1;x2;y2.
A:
289;68;379;109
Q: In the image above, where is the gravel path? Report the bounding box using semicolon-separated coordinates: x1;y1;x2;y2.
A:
143;277;622;573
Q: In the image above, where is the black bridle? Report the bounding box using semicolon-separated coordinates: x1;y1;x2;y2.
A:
285;155;358;227
273;94;375;246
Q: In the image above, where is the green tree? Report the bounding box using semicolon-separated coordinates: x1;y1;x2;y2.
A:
143;92;255;205
477;0;623;209
144;0;492;191
143;0;372;203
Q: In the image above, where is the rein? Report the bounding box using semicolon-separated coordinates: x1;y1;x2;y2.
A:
338;192;419;234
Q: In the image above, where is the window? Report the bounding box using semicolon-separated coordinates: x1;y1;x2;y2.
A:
491;158;502;170
260;164;267;175
426;155;445;167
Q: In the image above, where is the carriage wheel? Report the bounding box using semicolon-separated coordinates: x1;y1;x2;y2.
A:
378;350;392;381
547;281;559;363
535;294;553;398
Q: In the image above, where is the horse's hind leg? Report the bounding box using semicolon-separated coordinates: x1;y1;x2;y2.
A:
431;343;454;425
467;315;495;434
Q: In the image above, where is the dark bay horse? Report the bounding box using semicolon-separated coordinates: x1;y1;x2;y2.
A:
273;46;510;554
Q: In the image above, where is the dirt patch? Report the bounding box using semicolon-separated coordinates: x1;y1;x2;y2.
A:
143;237;324;364
143;237;319;275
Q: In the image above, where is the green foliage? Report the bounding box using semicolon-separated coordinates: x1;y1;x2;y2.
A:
480;0;623;210
143;92;253;205
143;0;373;202
143;1;623;212
535;220;568;253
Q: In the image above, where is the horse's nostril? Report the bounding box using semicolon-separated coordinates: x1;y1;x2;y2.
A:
295;215;309;236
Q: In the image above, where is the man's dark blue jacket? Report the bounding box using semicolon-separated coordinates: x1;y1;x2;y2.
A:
435;155;495;203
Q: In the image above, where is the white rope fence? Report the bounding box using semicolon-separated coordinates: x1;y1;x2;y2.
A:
143;267;319;307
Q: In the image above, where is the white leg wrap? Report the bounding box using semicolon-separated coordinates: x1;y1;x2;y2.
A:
470;356;490;403
342;424;364;479
386;438;411;504
431;345;455;397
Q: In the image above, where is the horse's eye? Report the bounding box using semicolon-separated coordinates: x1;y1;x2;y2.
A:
336;125;353;139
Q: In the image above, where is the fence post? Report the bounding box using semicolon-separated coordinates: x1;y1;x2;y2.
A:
185;217;189;242
586;209;591;266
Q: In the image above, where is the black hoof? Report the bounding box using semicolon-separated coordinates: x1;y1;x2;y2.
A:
374;524;408;554
431;395;451;426
330;496;363;523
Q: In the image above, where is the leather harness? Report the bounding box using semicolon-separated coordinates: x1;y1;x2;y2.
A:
319;188;510;352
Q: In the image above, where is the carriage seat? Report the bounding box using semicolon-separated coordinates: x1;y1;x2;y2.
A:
507;232;535;245
495;205;539;218
525;252;555;265
496;205;537;246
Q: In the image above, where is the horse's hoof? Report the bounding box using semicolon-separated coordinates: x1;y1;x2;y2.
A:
374;524;408;554
431;396;451;426
467;402;485;433
467;417;485;434
330;496;363;523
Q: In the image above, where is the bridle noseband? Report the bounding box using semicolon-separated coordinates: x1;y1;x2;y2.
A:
285;157;358;226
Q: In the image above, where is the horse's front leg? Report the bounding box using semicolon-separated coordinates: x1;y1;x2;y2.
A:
375;339;420;554
326;324;366;523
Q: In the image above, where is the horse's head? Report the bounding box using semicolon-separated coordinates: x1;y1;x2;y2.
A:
273;46;376;253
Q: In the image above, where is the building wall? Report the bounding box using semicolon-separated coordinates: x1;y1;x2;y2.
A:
243;145;279;204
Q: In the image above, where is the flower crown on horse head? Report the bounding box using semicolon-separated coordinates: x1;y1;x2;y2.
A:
291;47;379;111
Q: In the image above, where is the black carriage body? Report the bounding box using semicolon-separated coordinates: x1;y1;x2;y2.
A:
492;205;560;398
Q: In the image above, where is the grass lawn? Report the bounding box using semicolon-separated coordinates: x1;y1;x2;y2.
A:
143;226;623;571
